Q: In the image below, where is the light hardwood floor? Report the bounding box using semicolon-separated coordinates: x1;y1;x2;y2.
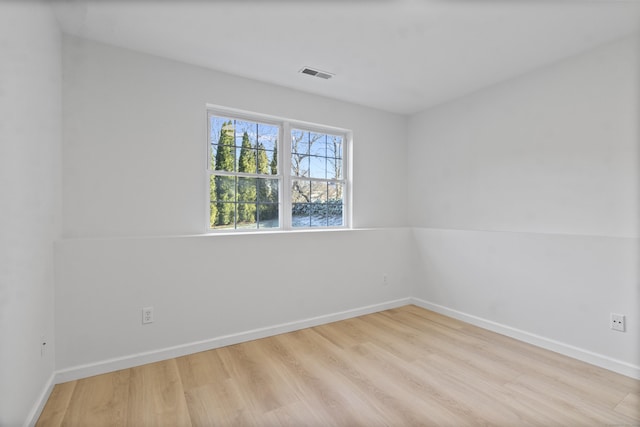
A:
37;305;640;426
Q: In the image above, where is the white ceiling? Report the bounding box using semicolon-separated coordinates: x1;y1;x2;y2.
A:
52;0;640;115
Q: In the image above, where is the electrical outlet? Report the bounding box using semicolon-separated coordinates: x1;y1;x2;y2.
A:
610;313;625;332
383;274;389;286
142;307;154;324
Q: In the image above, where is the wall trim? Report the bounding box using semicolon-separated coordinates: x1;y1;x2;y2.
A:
25;372;56;427
410;297;640;380
54;297;412;384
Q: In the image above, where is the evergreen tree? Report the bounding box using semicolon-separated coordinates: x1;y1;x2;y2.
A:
256;143;272;221
237;132;257;223
215;121;235;226
257;143;270;174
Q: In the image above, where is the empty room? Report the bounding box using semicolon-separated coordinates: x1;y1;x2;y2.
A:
1;0;639;425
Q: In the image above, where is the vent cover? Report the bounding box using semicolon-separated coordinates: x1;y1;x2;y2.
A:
299;67;334;80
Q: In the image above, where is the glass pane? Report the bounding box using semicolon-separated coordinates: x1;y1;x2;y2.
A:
214;176;235;201
269;148;278;175
256;149;271;175
238;147;257;173
327;157;342;180
309;132;327;157
211;116;236;172
309;156;326;179
258;204;279;228
236;203;257;227
209;202;217;229
292;204;311;228
213;144;235;172
291;180;310;203
257;178;278;203
237;177;256;202
213;202;236;229
291;153;309;177
210;144;217;169
210;116;233;144
328;182;343;201
328;182;343;227
327;134;343;158
311;181;328;202
291;129;309;155
310;203;329;227
257;123;278;151
235;120;254;142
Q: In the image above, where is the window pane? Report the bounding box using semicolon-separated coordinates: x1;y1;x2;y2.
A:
291;129;309;155
212;202;236;229
328;182;343;227
234;120;255;141
309;156;327;179
291;180;310;203
328;182;343;201
258;204;279;228
309;132;326;157
211;117;236;172
238;147;257;173
327;135;343;157
327;156;342;179
256;149;272;175
291;153;309;177
257;178;278;203
213;144;236;172
237;203;257;227
214;176;236;201
237;177;256;202
210;144;217;169
312;203;329;227
257;123;278;152
268;149;278;175
292;204;311;228
213;176;236;227
311;181;328;202
210;116;233;144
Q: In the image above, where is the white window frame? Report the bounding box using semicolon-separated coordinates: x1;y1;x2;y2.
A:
206;105;351;233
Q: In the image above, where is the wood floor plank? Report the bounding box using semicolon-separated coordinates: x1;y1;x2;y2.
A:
59;369;130;427
35;381;77;427
175;349;229;391
37;305;640;426
615;392;640;419
126;359;192;427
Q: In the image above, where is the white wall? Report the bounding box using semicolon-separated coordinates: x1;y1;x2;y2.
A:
62;36;408;238
57;37;412;373
408;35;639;373
0;2;61;425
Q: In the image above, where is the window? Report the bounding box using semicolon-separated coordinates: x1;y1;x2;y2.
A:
207;108;349;232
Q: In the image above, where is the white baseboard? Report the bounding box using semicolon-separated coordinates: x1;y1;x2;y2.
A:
25;372;56;427
54;297;412;384
410;297;640;380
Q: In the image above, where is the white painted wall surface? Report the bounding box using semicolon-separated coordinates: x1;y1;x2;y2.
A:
408;35;640;370
0;2;61;425
55;229;413;372
62;36;408;238
58;37;412;373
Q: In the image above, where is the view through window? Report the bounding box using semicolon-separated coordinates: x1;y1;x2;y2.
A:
208;110;348;231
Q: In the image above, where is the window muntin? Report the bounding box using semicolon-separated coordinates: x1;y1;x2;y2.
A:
207;109;348;232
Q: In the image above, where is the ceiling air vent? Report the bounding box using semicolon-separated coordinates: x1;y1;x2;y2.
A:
299;67;334;80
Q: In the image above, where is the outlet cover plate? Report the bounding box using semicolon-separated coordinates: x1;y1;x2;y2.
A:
611;313;625;332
